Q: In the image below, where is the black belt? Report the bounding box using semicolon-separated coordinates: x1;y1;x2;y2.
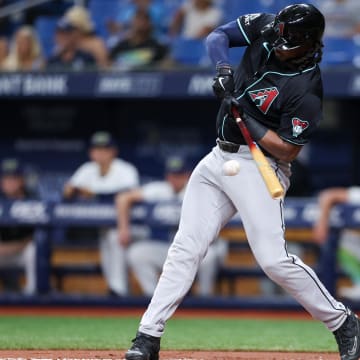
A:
216;139;241;153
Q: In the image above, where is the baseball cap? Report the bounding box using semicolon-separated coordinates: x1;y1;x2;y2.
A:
0;158;24;176
165;156;191;174
89;131;117;148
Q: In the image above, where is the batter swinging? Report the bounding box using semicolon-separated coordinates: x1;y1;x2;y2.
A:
125;4;360;360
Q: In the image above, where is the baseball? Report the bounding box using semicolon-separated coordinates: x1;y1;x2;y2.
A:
222;160;240;176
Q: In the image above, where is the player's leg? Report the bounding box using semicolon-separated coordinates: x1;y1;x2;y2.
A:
222;148;348;331
125;149;237;360
197;239;228;296
99;227;128;296
20;242;36;295
127;240;169;297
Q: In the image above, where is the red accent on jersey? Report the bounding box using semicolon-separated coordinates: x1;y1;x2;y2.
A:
291;117;309;137
249;87;279;114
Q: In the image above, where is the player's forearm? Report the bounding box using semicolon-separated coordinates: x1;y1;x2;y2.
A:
206;29;230;67
206;21;249;67
257;130;301;162
318;188;349;217
115;194;131;230
63;184;76;199
314;189;348;234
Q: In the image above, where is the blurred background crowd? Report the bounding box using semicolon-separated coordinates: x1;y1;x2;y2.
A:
0;0;359;71
0;0;359;303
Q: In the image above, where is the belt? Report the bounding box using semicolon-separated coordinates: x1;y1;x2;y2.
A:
216;139;241;153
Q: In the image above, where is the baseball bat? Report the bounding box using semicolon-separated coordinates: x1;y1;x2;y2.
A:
231;107;284;199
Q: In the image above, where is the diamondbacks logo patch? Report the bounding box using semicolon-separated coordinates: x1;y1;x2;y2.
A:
292;117;309;137
248;87;279;114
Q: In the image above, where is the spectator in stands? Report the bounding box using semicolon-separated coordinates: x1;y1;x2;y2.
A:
63;131;140;297
106;0;165;41
109;9;168;70
0;36;9;70
3;26;44;71
61;5;109;68
313;186;360;300
46;18;96;71
0;158;37;295
116;155;228;296
315;0;360;38
169;0;223;39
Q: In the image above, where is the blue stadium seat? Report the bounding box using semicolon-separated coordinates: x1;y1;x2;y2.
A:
223;0;278;22
88;0;121;38
34;16;59;58
171;37;209;66
322;37;356;67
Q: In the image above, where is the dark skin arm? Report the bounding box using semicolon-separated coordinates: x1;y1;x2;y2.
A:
257;129;302;163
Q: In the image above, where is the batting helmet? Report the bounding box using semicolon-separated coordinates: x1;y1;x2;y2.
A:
262;3;325;51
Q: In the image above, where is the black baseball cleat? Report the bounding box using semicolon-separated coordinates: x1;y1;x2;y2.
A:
334;310;360;360
125;331;160;360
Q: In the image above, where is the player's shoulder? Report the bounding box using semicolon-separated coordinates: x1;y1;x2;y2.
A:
113;158;138;172
295;64;322;89
75;161;96;173
237;12;275;43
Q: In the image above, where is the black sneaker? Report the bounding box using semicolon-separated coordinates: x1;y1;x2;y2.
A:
334;310;360;360
125;331;160;360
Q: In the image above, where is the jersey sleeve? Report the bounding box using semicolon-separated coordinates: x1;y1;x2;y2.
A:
68;163;91;188
236;13;275;45
142;181;172;201
277;92;322;145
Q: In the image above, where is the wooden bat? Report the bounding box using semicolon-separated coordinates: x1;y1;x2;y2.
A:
231;107;284;199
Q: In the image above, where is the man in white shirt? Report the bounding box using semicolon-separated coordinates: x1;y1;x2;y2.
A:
116;155;227;296
63;131;140;296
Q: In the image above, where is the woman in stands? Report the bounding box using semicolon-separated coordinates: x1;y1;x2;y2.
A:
3;25;44;71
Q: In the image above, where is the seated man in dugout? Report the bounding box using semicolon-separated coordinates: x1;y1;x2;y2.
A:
0;158;37;295
116;155;228;297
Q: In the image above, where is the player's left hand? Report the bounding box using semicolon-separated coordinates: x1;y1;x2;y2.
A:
212;65;234;99
222;94;241;116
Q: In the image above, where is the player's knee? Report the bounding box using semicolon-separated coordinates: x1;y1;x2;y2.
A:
170;233;204;263
260;258;287;282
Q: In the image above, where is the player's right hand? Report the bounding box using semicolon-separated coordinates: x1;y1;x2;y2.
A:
212;65;235;99
222;94;241;116
118;227;131;247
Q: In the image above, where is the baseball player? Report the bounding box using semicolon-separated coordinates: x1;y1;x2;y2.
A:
116;155;227;297
125;4;360;360
63;131;140;297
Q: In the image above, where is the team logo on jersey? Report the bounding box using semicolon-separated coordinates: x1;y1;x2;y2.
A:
292;117;309;137
248;87;279;114
244;13;261;26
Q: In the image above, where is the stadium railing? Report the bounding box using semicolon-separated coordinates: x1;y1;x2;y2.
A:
0;197;356;308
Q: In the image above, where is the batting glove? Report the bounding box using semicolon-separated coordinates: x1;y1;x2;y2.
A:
223;94;241;117
212;65;235;99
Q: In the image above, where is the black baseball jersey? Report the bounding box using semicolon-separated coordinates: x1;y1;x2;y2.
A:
215;13;323;147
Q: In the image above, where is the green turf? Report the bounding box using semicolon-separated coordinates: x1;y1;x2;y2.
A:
0;316;337;352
